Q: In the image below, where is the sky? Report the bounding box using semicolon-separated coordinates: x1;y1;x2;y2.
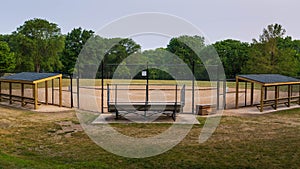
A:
0;0;299;50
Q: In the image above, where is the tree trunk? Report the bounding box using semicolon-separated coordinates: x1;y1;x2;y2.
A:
35;64;40;73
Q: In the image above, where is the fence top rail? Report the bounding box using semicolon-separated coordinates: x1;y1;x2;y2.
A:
107;83;183;87
105;63;221;67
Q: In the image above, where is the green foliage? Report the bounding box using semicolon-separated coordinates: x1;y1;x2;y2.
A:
167;35;205;66
101;38;141;78
105;38;141;64
166;35;222;80
243;23;300;76
12;18;64;72
256;23;286;43
214;39;250;78
142;48;175;80
61;27;94;74
74;36;141;78
0;41;16;73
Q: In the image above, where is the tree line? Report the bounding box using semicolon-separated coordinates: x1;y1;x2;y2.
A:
1;18;300;79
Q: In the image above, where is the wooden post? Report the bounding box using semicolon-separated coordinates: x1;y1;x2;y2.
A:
175;84;178;103
52;79;54;104
45;81;48;105
244;82;247;107
260;85;264;112
287;85;291;107
250;83;254;106
107;84;110;106
115;84;118;105
0;82;2;102
32;84;35;98
299;85;300;105
275;86;278;110
278;86;280;105
9;82;12;104
21;84;25;106
34;83;38;109
59;76;62;107
264;86;268;100
235;77;239;109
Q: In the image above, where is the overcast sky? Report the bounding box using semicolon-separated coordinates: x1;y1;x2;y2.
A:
1;0;299;49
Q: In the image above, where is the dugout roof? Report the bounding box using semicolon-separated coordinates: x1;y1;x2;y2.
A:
0;72;61;84
237;74;300;86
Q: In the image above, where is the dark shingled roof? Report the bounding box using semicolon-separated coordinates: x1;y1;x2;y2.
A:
0;72;60;83
238;74;300;84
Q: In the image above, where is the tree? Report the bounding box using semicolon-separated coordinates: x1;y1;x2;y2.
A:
255;23;286;43
61;27;94;74
213;39;250;78
12;18;64;72
143;48;174;80
243;23;299;76
105;38;141;64
0;41;15;73
102;38;141;78
167;35;205;67
166;35;215;80
277;37;300;75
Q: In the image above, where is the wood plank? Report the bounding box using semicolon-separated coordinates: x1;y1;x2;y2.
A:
45;81;48;105
250;82;254;106
260;86;264;112
235;77;239;109
275;86;278;110
264;86;268;100
236;76;264;85
287;85;291;107
264;81;300;86
21;84;24;106
34;84;38;109
32;74;62;84
52;79;54;104
0;79;34;84
9;82;12;104
0;82;2;102
59;76;62;107
299;85;300;105
244;82;247;107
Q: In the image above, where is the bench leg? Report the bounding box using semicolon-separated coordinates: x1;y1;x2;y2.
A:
171;111;176;121
115;110;119;120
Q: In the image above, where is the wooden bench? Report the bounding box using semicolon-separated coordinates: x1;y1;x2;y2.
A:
0;93;38;107
196;104;212;115
256;97;300;110
108;102;182;121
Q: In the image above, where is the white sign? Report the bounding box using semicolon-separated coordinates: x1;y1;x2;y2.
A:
142;71;147;77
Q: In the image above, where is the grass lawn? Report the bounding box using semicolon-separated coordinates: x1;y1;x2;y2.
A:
0;105;299;168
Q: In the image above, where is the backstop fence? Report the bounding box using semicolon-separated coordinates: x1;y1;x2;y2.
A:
74;62;227;114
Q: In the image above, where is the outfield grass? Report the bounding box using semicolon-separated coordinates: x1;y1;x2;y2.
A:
0;105;299;168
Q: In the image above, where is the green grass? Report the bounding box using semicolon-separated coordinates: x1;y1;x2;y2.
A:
0;106;300;168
